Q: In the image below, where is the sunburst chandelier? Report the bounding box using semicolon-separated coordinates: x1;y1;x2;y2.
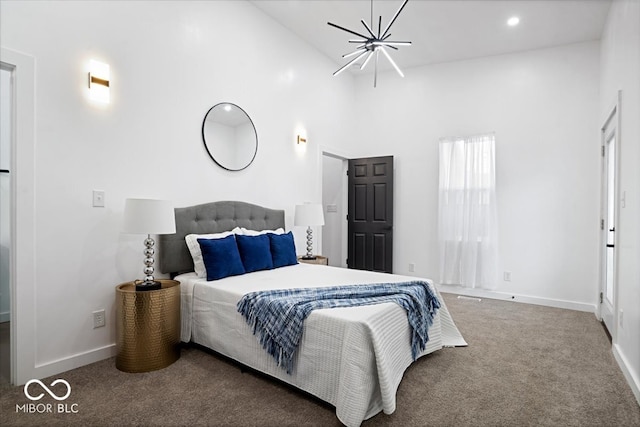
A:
328;0;411;87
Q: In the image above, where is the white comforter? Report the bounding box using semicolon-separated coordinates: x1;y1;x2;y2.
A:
175;263;466;427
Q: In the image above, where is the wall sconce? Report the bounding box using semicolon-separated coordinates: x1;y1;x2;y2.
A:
294;126;307;155
88;59;110;103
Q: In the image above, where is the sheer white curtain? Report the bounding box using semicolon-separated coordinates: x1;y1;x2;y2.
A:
438;134;499;289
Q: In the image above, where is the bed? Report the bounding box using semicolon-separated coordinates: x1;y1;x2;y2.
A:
158;201;466;427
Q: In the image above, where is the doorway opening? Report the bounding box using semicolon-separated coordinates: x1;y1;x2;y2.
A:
321;152;348;268
2;47;36;386
321;151;395;273
0;63;13;385
599;91;621;339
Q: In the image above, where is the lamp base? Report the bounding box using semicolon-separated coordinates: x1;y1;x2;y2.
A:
301;255;317;260
136;281;162;291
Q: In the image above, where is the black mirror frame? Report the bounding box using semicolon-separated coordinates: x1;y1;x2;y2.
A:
201;102;258;171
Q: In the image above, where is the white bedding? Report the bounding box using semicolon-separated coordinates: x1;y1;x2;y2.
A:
176;263;466;427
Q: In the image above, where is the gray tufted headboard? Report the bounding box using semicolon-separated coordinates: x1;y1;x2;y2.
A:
158;201;285;275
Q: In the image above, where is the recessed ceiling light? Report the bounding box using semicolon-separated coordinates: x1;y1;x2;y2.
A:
507;16;520;27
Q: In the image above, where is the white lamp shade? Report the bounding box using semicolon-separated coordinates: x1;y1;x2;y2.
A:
122;198;176;235
294;204;325;227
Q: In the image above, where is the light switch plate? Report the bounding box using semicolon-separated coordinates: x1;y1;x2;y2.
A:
93;190;105;207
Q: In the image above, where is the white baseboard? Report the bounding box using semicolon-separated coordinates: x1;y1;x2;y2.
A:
613;344;640;406
24;344;117;385
0;311;9;323
436;285;596;314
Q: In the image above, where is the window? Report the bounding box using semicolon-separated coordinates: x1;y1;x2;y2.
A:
438;133;499;289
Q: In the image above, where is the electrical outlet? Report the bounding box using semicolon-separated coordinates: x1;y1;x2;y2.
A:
93;309;106;329
503;271;512;282
408;263;415;273
92;190;105;207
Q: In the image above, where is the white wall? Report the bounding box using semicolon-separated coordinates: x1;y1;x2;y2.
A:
600;0;640;403
351;41;601;310
0;0;355;382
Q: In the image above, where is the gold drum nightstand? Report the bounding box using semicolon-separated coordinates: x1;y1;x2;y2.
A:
297;255;328;265
116;279;180;373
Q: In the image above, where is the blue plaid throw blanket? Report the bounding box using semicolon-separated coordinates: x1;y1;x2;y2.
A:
236;281;441;374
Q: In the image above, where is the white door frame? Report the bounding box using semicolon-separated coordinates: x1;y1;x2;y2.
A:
1;47;36;385
598;90;621;339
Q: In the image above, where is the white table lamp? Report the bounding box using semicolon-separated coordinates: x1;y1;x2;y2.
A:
123;198;176;291
294;204;325;260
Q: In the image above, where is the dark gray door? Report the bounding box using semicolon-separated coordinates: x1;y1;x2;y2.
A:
347;156;393;273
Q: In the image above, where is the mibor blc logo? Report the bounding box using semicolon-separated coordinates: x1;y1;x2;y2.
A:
16;379;79;414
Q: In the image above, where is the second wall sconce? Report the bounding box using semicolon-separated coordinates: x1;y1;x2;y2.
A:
88;59;110;103
297;135;307;144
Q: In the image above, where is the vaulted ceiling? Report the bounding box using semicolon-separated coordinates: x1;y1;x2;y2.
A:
252;0;611;75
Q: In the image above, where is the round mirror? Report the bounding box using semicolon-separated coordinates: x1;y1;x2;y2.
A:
202;103;257;171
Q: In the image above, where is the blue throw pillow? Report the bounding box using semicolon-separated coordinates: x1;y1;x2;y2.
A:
269;231;298;268
198;235;245;281
236;234;274;273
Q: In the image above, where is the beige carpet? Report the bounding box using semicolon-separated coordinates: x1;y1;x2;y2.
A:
1;294;639;426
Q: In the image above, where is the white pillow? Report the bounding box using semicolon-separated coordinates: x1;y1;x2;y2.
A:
185;227;243;277
240;227;285;236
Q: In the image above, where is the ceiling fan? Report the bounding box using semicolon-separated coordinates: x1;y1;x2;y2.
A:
328;0;412;87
